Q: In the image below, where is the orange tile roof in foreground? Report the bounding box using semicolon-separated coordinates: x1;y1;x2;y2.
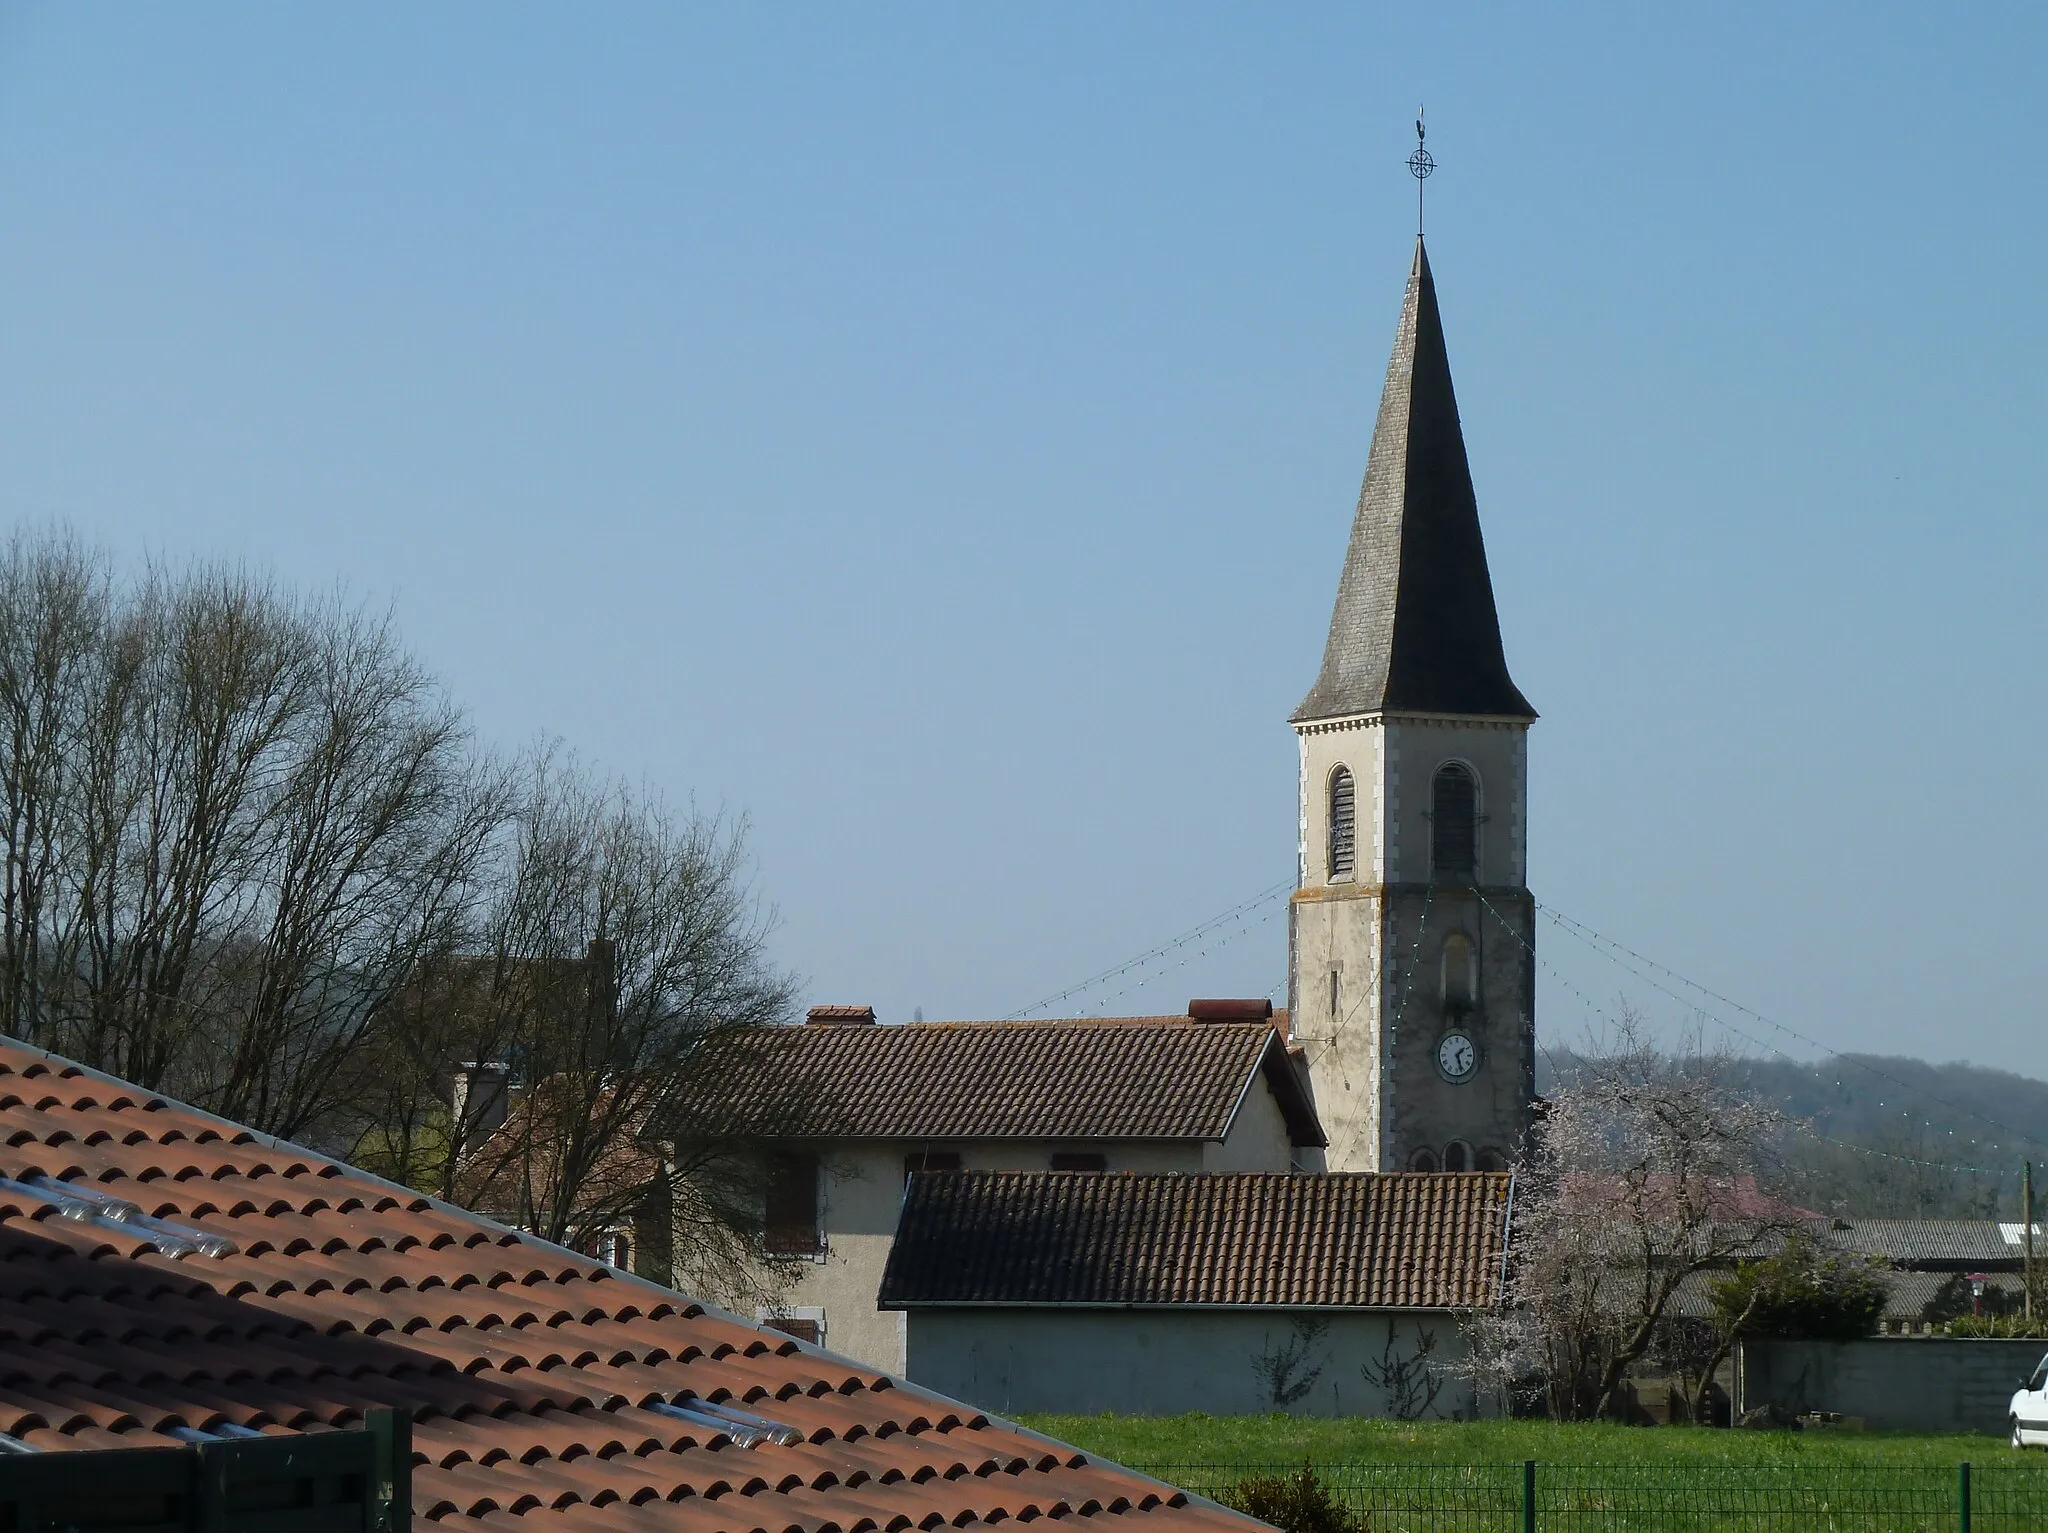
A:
0;1041;1255;1533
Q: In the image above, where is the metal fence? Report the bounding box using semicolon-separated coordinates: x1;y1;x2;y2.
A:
1134;1460;2048;1532
0;1411;410;1533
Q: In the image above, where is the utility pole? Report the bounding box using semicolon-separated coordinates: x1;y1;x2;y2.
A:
2026;1161;2036;1324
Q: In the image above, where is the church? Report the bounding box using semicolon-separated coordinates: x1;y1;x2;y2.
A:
1287;233;1538;1177
650;228;1535;1416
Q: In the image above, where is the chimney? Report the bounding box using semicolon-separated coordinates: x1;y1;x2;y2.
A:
1187;998;1274;1023
587;937;618;1021
452;1061;512;1139
806;1004;877;1025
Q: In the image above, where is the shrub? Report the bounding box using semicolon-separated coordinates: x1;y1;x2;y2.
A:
1709;1232;1888;1341
1944;1313;2048;1339
1221;1461;1365;1533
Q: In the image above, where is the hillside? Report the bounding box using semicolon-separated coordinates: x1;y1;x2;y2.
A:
1535;1052;2048;1218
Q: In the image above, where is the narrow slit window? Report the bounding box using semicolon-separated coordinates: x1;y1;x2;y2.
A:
1441;932;1476;1012
1431;764;1477;880
1328;768;1357;880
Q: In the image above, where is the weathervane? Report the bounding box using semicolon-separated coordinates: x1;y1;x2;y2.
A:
1408;106;1433;236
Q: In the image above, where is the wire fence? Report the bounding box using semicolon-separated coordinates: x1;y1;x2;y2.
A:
1135;1460;2048;1532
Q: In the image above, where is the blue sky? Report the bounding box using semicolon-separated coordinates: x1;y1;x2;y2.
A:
2;4;2043;1086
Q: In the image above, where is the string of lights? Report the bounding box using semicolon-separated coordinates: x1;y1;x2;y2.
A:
1003;879;1292;1021
1537;901;2048;1157
1328;886;1434;1169
1467;887;2017;1179
1069;901;1285;1017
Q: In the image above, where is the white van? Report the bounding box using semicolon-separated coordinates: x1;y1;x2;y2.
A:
2013;1352;2048;1449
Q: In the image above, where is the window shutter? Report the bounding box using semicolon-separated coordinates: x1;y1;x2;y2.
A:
763;1152;820;1254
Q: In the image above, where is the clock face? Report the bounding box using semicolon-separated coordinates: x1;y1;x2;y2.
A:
1437;1032;1477;1082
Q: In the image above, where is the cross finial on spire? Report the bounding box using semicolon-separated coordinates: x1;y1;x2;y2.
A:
1407;106;1433;236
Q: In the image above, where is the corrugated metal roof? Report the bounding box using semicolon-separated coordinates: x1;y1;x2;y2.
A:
1827;1219;2027;1267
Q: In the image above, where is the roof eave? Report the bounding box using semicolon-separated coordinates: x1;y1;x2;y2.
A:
880;1299;1486;1314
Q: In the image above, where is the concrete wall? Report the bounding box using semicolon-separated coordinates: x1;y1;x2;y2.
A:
751;1111;1296;1375
1737;1337;2048;1434
902;1307;1487;1419
1291;712;1534;1172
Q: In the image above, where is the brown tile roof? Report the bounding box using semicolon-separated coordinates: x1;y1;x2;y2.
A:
0;1040;1255;1533
669;1019;1324;1146
879;1171;1512;1310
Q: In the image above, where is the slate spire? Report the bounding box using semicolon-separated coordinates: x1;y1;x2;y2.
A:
1293;238;1534;722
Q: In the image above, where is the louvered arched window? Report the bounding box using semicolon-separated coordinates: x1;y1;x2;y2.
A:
1431;763;1478;880
1327;767;1356;881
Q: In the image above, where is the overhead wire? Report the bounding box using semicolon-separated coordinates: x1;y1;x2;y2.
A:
1069;900;1286;1016
1537;900;2048;1157
1467;886;2019;1179
1327;886;1434;1169
1003;880;1292;1021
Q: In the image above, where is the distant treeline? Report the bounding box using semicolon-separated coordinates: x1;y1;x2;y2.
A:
1541;1050;2046;1219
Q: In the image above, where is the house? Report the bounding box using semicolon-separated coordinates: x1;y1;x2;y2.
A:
877;1169;1512;1418
452;1068;668;1275
0;1036;1260;1532
664;1001;1325;1372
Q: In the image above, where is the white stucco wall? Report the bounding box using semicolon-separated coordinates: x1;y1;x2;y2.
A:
902;1307;1487;1419
1202;1068;1296;1172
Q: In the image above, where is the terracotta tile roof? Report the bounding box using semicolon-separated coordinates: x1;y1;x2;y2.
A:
879;1170;1511;1310
0;1040;1255;1532
669;1019;1324;1146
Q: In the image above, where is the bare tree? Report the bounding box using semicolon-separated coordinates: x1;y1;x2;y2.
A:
1460;1016;1803;1420
0;530;111;1051
400;751;801;1303
1;528;800;1299
0;553;505;1144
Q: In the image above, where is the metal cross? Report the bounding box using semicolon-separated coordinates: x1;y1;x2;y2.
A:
1408;107;1434;235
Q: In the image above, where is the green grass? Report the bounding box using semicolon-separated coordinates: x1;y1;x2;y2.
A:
1020;1418;2048;1532
1016;1413;2009;1468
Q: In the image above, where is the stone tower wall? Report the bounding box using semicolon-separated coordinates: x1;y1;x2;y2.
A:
1290;712;1534;1171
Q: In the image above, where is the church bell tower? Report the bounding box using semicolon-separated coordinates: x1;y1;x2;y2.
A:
1288;236;1537;1174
